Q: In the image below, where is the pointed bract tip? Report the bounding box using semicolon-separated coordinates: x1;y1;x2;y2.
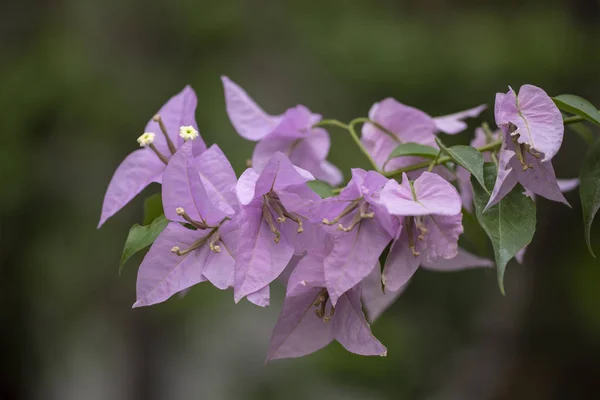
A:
132;300;144;308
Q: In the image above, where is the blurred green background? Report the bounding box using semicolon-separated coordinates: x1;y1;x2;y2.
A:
1;0;600;399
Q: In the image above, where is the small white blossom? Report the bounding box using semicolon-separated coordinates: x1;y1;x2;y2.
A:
137;132;156;147
179;125;199;141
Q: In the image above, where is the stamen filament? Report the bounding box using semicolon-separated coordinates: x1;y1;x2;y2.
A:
404;218;420;257
209;232;221;253
337;202;374;232
283;211;304;233
511;132;534;171
267;196;287;223
262;200;281;243
170;235;209;256
323;304;335;323
322;199;360;225
415;216;428;241
176;207;209;230
149;143;169;165
153;114;177;155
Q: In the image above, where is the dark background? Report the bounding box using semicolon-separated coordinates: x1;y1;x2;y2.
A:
1;1;599;399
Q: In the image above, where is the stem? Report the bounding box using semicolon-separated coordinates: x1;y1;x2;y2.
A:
313;118;381;172
350;117;400;143
153;114;178;155
427;150;442;172
313;119;349;130
563;115;585;125
348;118;381;172
382;139;503;178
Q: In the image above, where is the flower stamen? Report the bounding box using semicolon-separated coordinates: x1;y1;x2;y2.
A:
209;231;221;253
404;218;420;257
175;207;210;230
337;202;374;232
153;114;177;155
322;199;361;225
137;132;169;164
262;200;281;243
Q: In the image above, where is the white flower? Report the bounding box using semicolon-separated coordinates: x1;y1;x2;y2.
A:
137;132;156;147
179;125;199;141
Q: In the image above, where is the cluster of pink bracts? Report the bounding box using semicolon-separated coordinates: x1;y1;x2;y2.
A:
99;78;575;361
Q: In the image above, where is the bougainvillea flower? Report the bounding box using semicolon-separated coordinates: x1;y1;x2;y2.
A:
495;85;563;161
234;152;322;306
378;172;463;292
361;247;492;323
361;98;485;172
316;169;397;305
98;86;206;227
485;140;569;210
486;85;567;209
222;76;342;185
133;141;238;307
266;253;386;361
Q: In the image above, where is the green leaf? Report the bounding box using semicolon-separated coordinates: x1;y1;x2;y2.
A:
386;142;439;162
579;140;600;257
568;122;594;145
472;163;536;294
435;138;489;194
143;193;164;225
553;94;600;127
307;180;335;198
119;214;169;274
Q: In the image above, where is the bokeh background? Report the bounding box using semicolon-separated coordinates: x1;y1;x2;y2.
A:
2;0;600;399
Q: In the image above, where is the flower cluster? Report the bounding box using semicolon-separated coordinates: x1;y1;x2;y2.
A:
99;79;576;361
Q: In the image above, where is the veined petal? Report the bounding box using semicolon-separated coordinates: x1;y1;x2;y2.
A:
201;221;238;290
234;205;294;303
420;213;463;263
162;141;227;226
433;104;487;134
98;148;165;227
380;172;462;217
255;152;314;199
312;160;344;187
133;223;209;308
247;285;270;307
382;230;421;292
361;98;437;170
333;287;387;356
324;218;392;306
558;178;579;192
221;76;282;141
286;254;328;297
277;184;322;218
361;262;407;323
236;168;260;206
266;286;335;361
421;247;494;271
195;144;238;214
350;169;388;203
496;85;563;161
252;135;297;172
269;105;320;138
512;156;570;206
